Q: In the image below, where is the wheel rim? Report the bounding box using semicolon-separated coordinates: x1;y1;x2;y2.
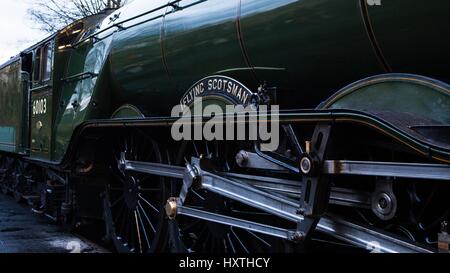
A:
170;140;293;253
105;131;168;253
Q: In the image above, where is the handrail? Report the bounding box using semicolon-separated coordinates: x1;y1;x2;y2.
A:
71;0;207;49
30;84;52;93
72;0;184;48
61;71;98;83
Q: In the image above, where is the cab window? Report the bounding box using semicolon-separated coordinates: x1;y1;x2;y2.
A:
33;48;41;82
42;43;53;81
33;42;54;84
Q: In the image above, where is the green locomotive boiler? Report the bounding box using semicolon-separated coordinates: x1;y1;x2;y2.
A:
0;0;449;253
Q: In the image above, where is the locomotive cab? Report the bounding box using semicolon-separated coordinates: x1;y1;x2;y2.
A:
24;15;107;161
29;40;55;160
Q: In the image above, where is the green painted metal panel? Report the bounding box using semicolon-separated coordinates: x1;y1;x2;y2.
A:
367;0;450;83
107;0;386;116
0;127;15;152
30;90;53;160
0;59;28;154
240;0;383;108
322;74;450;125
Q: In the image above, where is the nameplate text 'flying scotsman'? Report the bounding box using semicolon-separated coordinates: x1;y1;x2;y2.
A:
180;76;254;108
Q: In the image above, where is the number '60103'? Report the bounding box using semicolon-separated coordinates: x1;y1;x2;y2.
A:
33;98;47;116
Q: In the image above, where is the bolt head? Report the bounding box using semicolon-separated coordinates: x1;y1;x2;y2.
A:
290;231;306;243
165;198;178;219
376;193;392;214
378;197;388;209
300;157;312;175
236;151;249;167
297;208;306;215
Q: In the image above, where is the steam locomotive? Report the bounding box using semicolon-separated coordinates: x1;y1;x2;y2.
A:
0;0;449;253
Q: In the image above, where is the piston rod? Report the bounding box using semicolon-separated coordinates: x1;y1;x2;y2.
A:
323;160;450;181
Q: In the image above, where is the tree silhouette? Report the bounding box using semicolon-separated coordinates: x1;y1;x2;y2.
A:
28;0;128;33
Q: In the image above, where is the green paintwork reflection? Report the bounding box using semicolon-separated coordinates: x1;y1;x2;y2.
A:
367;0;450;82
240;0;383;108
323;75;450;125
52;14;114;161
112;104;144;118
109;0;385;116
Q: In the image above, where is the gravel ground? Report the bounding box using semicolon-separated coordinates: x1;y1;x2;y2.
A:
0;194;109;253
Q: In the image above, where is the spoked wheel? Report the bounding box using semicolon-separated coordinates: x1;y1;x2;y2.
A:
104;131;169;253
169;140;296;253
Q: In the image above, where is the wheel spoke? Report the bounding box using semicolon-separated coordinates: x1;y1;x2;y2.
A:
226;233;236;253
223;239;228;253
110;196;124;208
134;210;143;253
191;189;206;201
214;141;219;158
136;207;152;250
231;227;249;253
245;230;272;248
192;142;200;157
139;195;159;213
205;142;210;157
138;201;157;233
